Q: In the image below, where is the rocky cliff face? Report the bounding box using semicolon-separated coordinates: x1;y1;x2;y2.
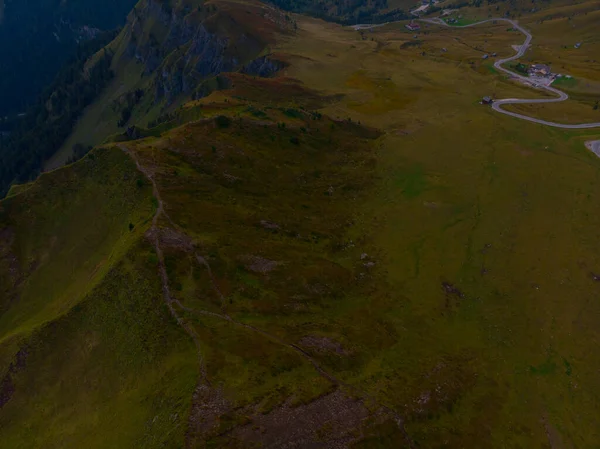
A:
242;56;287;78
123;0;289;104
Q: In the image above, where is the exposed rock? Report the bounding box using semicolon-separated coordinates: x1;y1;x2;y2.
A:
299;335;349;355
227;390;371;448
260;220;281;231
186;384;231;445
123;0;286;105
0;348;28;410
146;227;194;251
222;172;241;183
241;56;285;78
442;282;464;298
240;255;281;274
0;374;14;409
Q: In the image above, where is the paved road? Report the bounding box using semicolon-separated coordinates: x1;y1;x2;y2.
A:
423;18;600;129
586;140;600;157
353;17;600;129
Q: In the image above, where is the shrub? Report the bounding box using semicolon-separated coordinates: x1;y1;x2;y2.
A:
215;115;232;128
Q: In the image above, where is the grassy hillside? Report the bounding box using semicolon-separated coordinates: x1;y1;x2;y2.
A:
1;88;408;446
423;0;600;124
0;146;201;448
1;0;600;447
274;12;600;447
45;0;294;171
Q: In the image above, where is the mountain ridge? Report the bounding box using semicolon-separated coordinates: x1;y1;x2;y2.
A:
1;0;600;446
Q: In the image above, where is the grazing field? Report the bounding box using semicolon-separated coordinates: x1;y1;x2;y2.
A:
274;13;600;446
2;0;600;447
430;0;600;119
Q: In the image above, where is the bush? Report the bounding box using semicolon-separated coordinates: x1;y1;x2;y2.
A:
215;115;232;128
514;63;528;75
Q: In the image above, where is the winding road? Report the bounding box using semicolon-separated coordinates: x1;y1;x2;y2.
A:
354;17;600;130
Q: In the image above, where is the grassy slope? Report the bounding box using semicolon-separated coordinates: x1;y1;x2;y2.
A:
44;14;163;172
126;110;387;442
45;0;289;172
0;249;197;448
0;148;151;339
275;13;600;447
2;1;600;448
1;100;397;446
0;148;197;448
505;2;600;121
433;0;600;120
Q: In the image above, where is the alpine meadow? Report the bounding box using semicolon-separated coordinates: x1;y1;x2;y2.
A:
0;0;600;447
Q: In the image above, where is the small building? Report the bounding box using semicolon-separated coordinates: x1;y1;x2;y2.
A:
482;96;493;105
529;63;551;76
406;21;421;31
491;52;497;57
574;42;582;49
482;54;489;60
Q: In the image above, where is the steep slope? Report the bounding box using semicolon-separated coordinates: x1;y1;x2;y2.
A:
0;31;118;197
0;82;406;446
46;0;294;170
0;0;138;116
2;0;600;447
0;146;200;448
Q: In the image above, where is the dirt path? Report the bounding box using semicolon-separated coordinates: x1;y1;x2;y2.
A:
173;272;414;447
118;145;207;379
119;144;415;447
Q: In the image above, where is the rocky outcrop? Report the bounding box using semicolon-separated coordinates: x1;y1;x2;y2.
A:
242;56;286;78
192;75;232;101
123;0;286;105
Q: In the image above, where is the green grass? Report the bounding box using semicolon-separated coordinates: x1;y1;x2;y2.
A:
446;17;481;27
3;1;600;447
0;146;200;447
484;63;499;74
121;113;387;441
0;107;386;446
279;11;600;446
0;148;154;340
552;76;578;88
392;164;428;198
0;243;197;448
